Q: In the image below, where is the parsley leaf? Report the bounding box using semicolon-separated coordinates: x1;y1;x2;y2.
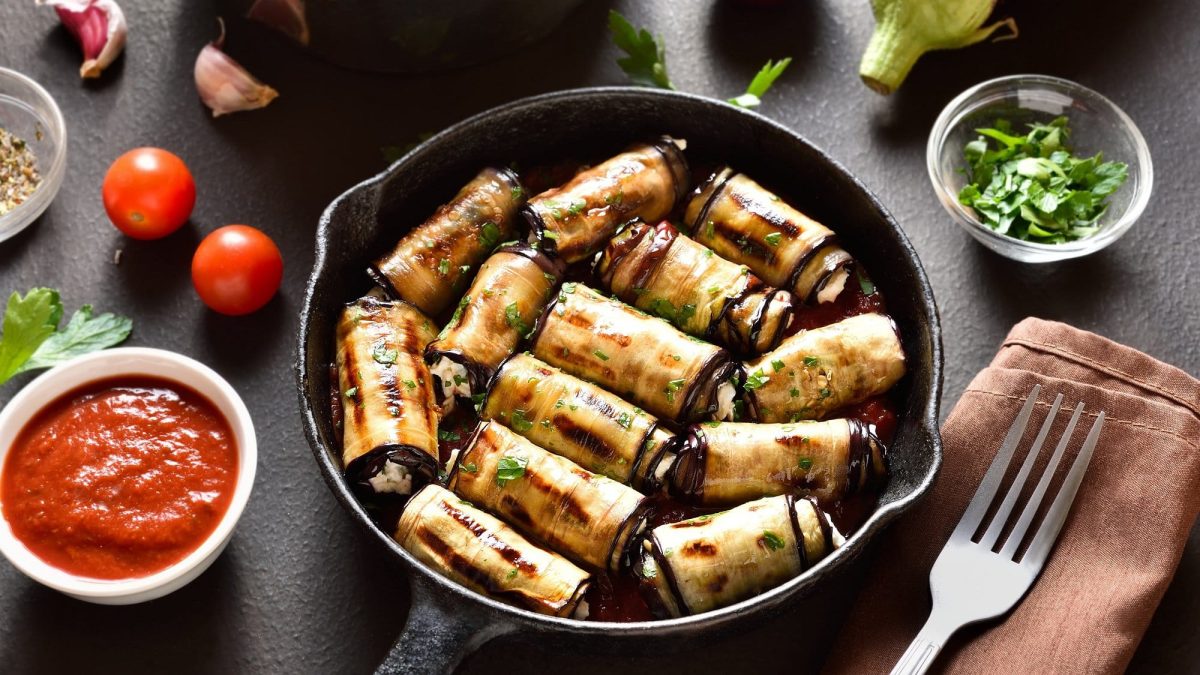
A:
729;57;792;108
608;10;673;89
495;454;529;487
510;409;535;432
0;289;132;386
504;302;532;338
743;368;770;391
762;530;786;551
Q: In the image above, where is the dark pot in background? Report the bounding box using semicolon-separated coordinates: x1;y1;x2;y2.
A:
222;0;589;73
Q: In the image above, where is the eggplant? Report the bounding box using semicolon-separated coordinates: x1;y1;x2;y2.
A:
523;137;689;263
480;353;676;492
449;422;649;573
638;494;842;617
596;220;796;355
335;297;440;497
425;245;565;413
684;168;856;305
369;167;524;315
394;485;592;618
668;419;887;505
529;283;741;425
743;313;906;423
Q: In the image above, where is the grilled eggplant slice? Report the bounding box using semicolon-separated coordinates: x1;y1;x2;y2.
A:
639;494;843;617
530;283;741;424
743;313;905;423
449;422;650;573
369;167;524;315
596;220;795;355
481;353;676;492
523;137;689;263
668;420;887;505
425;245;564;413
336;297;440;497
395;485;592;618
684;168;856;305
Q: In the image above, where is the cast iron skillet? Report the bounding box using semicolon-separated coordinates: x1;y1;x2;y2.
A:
297;88;944;674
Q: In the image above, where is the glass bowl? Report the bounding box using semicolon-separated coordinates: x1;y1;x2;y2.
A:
0;67;67;244
927;74;1152;263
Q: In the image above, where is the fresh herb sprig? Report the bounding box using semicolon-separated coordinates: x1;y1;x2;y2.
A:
0;288;132;387
729;58;792;109
608;10;673;89
957;116;1128;243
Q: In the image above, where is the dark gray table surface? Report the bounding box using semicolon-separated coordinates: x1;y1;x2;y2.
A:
1;1;1197;673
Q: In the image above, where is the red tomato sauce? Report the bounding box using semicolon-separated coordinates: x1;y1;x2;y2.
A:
1;376;238;580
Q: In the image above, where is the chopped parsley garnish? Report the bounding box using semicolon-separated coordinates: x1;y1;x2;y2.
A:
437;259;450;275
510;409;535;432
819;387;832;399
640;558;658;579
798;457;814;470
789;387;800;398
460;462;478;474
561;282;577;295
504;302;531;338
671;354;681;361
540;419;552;429
470;392;486;411
958;116;1128;243
764;231;783;246
403;379;417;390
729;57;793;109
593;348;610;361
440;295;471;338
771;359;786;372
506;568;519;580
438;429;461;442
604;191;624;206
495;454;528;487
857;270;876;296
371;344;398;365
452;373;467;386
702;420;722;428
678;303;697;324
567;200;587;216
762;530;786;551
743;369;770;390
616;412;633;429
803;355;821;367
663;378;685;403
608;10;673;89
343;386;358;399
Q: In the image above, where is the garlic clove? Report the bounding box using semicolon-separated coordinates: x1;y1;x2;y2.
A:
194;18;280;118
38;0;127;79
247;0;310;46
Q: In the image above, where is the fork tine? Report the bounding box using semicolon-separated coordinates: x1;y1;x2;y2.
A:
951;385;1041;542
1020;412;1105;570
1000;403;1084;559
978;394;1063;550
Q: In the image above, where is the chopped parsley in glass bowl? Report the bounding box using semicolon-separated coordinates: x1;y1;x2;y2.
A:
927;75;1152;263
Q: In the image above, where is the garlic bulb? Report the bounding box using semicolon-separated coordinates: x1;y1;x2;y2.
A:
193;18;279;118
247;0;310;46
38;0;127;79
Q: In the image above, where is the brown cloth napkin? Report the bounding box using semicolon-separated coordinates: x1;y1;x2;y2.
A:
824;318;1200;674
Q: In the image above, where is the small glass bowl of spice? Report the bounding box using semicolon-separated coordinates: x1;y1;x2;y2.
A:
927;74;1152;263
0;67;67;244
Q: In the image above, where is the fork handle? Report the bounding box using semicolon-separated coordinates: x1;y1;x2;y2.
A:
888;612;960;675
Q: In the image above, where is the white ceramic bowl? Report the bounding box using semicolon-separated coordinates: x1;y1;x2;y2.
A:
0;348;256;604
0;67;68;243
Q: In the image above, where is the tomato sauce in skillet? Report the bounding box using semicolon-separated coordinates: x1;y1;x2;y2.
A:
1;376;238;580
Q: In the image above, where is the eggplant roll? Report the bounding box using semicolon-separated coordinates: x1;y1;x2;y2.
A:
336;297;440;496
668;420;887;505
639;494;843;617
743;313;906;423
425;245;565;412
530;283;740;424
481;353;676;492
596;219;795;355
450;422;650;572
369;167;524;316
684;168;856;305
523;137;689;263
395;485;592;618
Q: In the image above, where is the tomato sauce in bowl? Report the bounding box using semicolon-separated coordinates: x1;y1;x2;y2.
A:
1;376;239;580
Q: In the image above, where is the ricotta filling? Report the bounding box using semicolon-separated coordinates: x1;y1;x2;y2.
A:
368;460;413;495
828;515;847;549
431;356;470;414
815;267;850;305
714;379;738;421
571;598;591;620
652;452;676;489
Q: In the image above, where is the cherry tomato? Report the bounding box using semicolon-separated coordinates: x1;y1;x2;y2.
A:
191;225;283;316
102;148;197;240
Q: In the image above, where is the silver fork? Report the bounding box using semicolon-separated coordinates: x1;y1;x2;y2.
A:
890;385;1105;675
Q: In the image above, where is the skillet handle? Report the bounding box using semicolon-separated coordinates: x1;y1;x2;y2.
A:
376;575;516;675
